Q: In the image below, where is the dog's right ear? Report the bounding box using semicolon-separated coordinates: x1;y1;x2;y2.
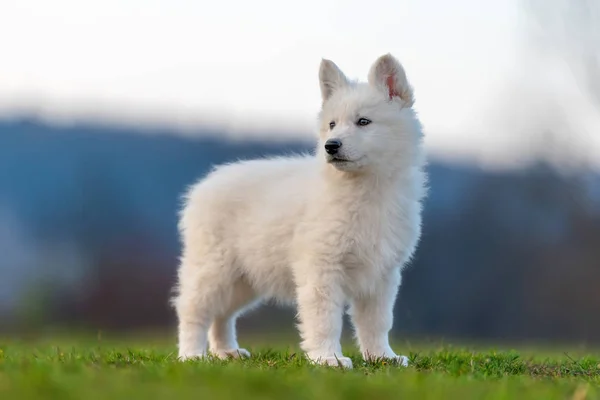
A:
319;59;349;103
368;54;414;106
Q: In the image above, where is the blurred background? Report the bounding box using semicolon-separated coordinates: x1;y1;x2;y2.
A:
1;0;599;345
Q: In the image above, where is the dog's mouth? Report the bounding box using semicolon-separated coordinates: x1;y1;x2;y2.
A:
327;156;364;168
328;157;351;163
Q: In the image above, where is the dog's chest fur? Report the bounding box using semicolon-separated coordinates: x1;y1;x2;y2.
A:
343;193;413;268
305;175;420;294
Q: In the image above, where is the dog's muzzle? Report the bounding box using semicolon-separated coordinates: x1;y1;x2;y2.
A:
324;139;342;155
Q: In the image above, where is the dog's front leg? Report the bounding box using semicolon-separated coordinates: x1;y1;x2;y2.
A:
349;268;409;366
296;272;352;369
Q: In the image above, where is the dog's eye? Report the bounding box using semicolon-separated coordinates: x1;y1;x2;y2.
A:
329;121;336;130
357;118;371;126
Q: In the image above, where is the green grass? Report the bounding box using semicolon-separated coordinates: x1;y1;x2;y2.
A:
1;335;599;399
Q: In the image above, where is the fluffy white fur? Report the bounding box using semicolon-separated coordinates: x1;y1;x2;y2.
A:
172;54;427;369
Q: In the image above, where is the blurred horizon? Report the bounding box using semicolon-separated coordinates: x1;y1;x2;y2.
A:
2;116;600;345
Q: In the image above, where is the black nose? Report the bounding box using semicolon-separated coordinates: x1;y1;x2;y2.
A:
324;139;342;155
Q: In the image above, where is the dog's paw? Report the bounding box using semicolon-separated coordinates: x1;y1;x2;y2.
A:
313;356;353;369
393;355;409;367
363;352;410;367
177;352;207;361
212;348;251;359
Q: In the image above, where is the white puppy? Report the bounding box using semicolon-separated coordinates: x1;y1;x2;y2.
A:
172;53;427;368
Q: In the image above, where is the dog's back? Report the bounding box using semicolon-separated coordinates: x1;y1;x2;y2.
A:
178;155;318;302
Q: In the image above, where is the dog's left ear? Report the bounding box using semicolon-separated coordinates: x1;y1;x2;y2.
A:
368;54;414;106
319;59;350;103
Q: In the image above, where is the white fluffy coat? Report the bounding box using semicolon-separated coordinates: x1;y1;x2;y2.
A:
172;54;427;368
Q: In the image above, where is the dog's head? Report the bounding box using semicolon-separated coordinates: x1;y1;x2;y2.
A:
317;54;423;174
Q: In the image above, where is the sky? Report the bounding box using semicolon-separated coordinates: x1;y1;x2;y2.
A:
1;0;599;169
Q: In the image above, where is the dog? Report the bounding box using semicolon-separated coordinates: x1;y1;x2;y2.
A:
172;53;427;368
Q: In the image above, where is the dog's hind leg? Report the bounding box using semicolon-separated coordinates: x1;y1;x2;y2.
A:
208;278;259;359
173;252;241;361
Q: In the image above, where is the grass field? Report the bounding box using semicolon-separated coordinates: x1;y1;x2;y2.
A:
0;334;599;399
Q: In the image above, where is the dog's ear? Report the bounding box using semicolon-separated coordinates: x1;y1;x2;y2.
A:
319;59;349;103
368;54;414;106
